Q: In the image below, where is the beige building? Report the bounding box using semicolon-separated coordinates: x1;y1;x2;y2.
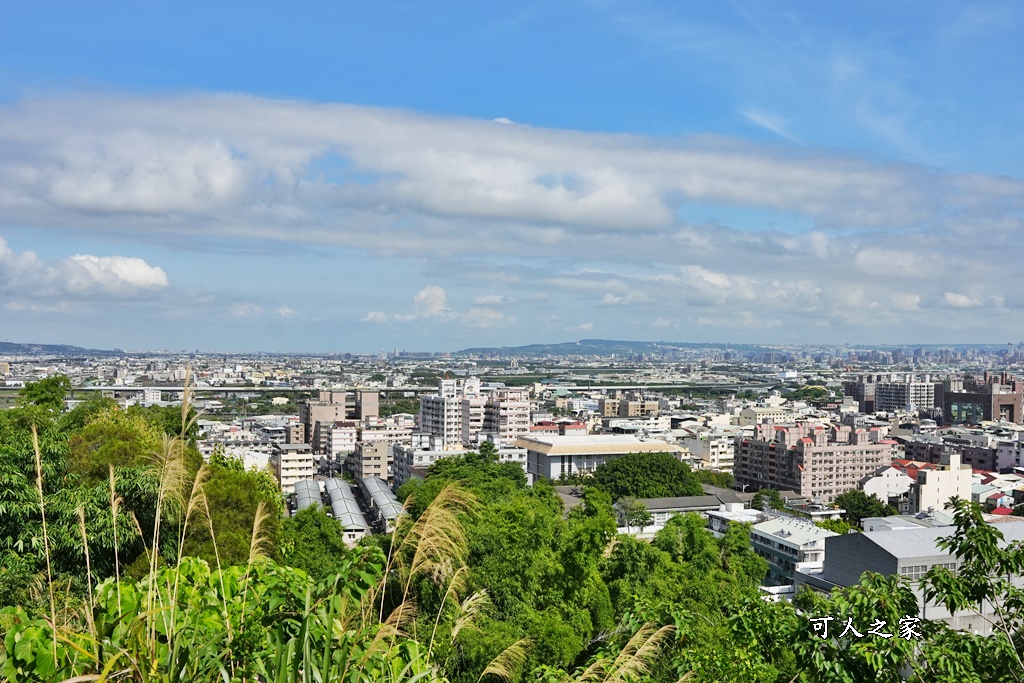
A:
271;442;314;491
299;389;379;449
908;451;972;513
350;441;393;481
739;407;794;426
515;434;683;480
681;429;737;473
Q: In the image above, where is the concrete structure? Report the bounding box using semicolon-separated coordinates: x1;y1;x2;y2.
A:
515;434;683;481
795;524;1024;635
681;429;737;473
908;451;972;513
271;442;314;491
944;373;1024;425
324;478;370;545
860;465;914;511
328;421;359;457
351;441;393;481
750;516;838;586
420;379;466;450
482;388;530;443
299;389;380;448
735;422;896;504
739;407;793;426
705;503;762;537
874;380;938;414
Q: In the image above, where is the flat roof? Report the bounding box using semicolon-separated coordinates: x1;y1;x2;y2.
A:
514;434;682;456
752;517;838;546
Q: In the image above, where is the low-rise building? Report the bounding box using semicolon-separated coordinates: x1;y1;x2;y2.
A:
750;516;838;586
515;434;683;481
795;522;1024;635
271;442;314;491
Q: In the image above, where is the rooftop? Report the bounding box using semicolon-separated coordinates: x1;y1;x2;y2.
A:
514;434;681;455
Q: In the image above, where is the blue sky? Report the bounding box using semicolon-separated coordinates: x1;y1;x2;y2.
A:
1;1;1023;352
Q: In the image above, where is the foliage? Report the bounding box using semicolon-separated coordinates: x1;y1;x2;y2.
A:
17;376;71;412
816;518;855;535
834;489;898;525
281;505;352;580
617;497;652;532
782;385;832;402
591;452;702;501
751;488;785;511
692;469;735;489
379;398;419;417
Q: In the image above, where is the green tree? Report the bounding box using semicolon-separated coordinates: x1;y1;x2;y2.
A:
18;375;71;412
180;458;283;565
816;518;855;535
66;408;162;485
692;469;735;489
592;452;702;501
281;505;351;580
834;489;897;525
617;496;653;532
752;488;785;511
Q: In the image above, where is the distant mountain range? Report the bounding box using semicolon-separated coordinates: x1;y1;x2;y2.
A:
456;339;1021;358
456;339;764;357
0;341;122;357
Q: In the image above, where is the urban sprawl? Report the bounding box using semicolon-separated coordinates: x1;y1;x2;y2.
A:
4;341;1024;636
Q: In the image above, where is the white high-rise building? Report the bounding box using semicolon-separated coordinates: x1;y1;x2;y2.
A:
420;378;533;450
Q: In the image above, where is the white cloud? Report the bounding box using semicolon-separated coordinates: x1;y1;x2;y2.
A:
472;294;514;305
942;292;982;308
464;307;514;328
276;305;295;318
229;303;263;318
652;317;674;328
362;311;392;323
413;284;448;317
739;107;796;141
0;236;168;303
3;91;1022;252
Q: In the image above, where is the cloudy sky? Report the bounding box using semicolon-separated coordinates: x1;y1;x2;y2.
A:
2;1;1023;352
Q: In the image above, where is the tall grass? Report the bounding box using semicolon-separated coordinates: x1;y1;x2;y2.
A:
4;372;677;683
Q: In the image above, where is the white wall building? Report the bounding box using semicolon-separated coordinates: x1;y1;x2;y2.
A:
515;434;683;481
750;516;838;586
908;451;973;513
681;428;737;473
271;443;314;491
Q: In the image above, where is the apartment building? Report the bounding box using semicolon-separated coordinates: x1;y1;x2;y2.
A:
348;440;393;481
271;442;314;491
874;381;938;413
907;450;972;513
739;407;794;426
420;378;532;449
482;388;530;442
681;428;737;473
419;379;464;450
299;389;380;449
734;422;897;504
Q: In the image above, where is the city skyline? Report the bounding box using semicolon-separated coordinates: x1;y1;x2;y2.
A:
2;2;1024;352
